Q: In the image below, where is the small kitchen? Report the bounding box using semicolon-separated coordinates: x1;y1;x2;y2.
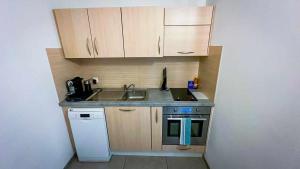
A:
47;5;222;168
2;0;299;169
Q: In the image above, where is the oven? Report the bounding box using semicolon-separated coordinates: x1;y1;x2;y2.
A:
162;107;210;145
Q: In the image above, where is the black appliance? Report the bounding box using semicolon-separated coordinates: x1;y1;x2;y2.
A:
65;77;90;101
162;107;210;145
170;88;197;101
83;80;92;94
161;67;168;91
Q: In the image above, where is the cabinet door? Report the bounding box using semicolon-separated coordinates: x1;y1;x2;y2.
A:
164;26;211;56
122;7;164;58
105;107;151;151
165;6;214;25
88;8;124;58
151;107;162;151
54;9;94;58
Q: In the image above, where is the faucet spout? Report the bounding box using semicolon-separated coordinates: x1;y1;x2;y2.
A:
124;83;135;92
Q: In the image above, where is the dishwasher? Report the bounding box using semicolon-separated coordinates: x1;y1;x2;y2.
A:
68;108;111;162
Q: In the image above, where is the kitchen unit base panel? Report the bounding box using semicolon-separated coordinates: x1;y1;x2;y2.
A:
111;151;202;157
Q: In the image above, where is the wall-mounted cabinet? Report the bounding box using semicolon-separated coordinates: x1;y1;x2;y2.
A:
88;8;124;58
54;8;124;58
54;6;213;58
54;9;93;58
165;6;213;25
122;7;164;58
164;26;211;56
164;6;214;56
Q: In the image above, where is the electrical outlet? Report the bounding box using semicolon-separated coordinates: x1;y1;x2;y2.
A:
92;77;99;84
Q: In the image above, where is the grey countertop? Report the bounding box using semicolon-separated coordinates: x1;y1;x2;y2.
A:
59;88;214;108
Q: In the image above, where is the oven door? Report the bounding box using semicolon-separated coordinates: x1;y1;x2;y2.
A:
162;115;209;145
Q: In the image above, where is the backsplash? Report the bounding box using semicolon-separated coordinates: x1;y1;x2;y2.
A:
47;48;200;100
47;46;222;102
47;48;81;101
76;57;199;88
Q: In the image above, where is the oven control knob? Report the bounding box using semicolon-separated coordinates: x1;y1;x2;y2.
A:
173;108;177;112
196;108;199;112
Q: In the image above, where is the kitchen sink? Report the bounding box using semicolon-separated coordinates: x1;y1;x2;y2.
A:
88;90;125;101
123;90;147;100
87;89;147;101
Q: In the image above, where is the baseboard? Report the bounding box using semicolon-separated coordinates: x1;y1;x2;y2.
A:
63;153;76;169
112;151;203;157
202;154;210;169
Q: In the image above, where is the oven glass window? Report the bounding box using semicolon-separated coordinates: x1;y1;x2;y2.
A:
191;120;203;137
168;120;181;137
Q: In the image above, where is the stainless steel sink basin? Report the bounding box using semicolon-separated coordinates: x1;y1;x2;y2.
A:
87;89;147;101
88;90;125;101
123;90;147;100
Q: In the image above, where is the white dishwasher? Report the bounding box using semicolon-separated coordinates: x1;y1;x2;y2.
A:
68;108;111;162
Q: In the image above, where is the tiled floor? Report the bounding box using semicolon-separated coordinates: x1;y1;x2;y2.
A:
66;155;209;169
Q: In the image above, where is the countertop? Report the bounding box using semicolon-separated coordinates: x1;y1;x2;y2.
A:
59;88;214;108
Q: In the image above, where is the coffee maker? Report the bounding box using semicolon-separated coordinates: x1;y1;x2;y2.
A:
65;77;85;101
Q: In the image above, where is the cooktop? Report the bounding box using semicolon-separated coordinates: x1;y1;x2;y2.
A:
170;88;197;101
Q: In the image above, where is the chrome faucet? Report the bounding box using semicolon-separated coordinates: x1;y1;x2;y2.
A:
124;83;135;92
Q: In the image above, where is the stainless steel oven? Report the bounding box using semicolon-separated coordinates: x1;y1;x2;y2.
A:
162;107;210;145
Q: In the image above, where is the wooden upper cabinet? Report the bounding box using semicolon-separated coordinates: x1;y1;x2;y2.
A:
54;9;94;58
164;26;211;56
122;7;164;58
165;6;214;25
163;6;214;56
105;107;151;151
88;8;124;58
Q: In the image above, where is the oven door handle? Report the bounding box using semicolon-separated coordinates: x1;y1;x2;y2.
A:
191;118;208;121
167;117;207;121
167;118;183;120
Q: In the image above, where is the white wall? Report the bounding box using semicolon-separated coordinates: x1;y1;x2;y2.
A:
0;0;73;169
205;0;300;169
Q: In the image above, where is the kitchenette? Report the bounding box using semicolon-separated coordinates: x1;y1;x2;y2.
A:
47;5;222;163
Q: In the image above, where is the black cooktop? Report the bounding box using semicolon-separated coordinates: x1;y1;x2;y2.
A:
170;88;197;101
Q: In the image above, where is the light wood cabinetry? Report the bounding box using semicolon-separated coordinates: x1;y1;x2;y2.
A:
54;9;93;58
122;7;164;58
151;107;162;151
105;107;151;151
163;6;214;57
54;6;214;58
164;26;211;56
54;8;124;58
88;8;124;58
165;6;214;25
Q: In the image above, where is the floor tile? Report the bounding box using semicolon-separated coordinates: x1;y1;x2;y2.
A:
124;156;167;169
66;156;125;169
166;157;208;169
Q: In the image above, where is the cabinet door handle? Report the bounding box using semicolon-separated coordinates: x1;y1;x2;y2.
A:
86;38;92;56
94;38;99;56
158;36;161;55
155;109;158;123
177;51;194;54
119;108;136;112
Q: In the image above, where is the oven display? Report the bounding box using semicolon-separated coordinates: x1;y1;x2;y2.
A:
179;107;193;113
